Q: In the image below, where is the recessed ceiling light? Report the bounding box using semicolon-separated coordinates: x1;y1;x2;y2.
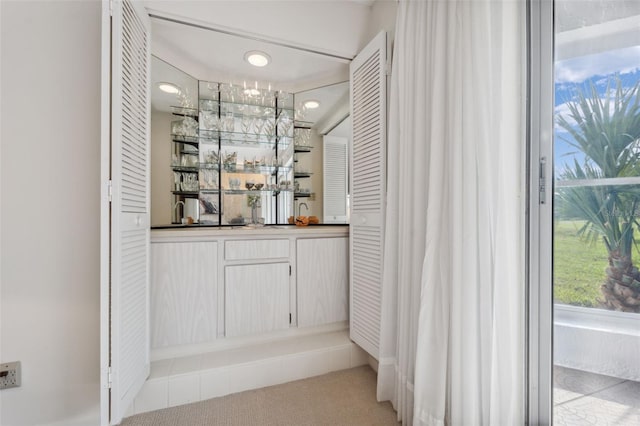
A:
303;100;320;109
244;51;271;67
157;82;180;94
244;88;261;97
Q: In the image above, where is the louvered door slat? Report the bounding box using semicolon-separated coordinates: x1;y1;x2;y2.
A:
349;32;387;359
353;89;380;113
110;0;151;424
119;227;148;396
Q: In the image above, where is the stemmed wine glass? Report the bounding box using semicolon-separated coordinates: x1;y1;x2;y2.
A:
277;111;293;140
240;115;252;143
263;118;276;143
252;118;264;143
223;112;235;134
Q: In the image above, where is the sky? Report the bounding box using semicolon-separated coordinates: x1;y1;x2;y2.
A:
554;45;640;175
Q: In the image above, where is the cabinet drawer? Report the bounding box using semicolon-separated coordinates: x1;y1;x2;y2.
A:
225;239;289;261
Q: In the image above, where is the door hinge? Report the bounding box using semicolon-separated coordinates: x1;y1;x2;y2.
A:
539;157;547;205
289;265;292;276
385;60;392;76
107;180;113;203
107;366;113;389
109;0;114;16
289;313;292;324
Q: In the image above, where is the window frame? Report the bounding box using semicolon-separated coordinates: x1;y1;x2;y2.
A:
527;0;555;423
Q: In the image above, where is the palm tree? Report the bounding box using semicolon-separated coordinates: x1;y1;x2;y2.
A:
556;77;640;312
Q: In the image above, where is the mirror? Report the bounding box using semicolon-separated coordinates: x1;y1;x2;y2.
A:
149;16;351;226
294;82;350;224
150;56;199;226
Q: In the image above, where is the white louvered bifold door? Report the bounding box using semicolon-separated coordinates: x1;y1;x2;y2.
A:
323;135;349;223
349;31;387;359
110;0;151;423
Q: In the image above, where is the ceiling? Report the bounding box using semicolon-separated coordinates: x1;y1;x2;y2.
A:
150;16;350;93
147;1;371;130
143;0;376;59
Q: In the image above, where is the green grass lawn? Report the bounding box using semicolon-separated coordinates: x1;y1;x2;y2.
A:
554;220;610;307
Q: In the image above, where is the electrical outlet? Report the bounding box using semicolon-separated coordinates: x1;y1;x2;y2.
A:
0;361;21;390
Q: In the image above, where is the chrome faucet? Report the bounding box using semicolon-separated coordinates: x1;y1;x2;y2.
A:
298;202;309;217
174;200;185;223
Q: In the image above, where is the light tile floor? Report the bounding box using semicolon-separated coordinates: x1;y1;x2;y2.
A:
554;366;640;426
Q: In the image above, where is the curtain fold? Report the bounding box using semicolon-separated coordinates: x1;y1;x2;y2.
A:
378;0;526;425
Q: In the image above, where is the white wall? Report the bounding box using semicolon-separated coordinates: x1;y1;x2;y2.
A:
554;305;640;381
366;0;398;46
150;110;173;226
1;1;101;425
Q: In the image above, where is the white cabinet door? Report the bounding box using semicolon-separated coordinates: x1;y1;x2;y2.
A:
103;0;151;423
150;242;218;348
225;263;290;337
297;238;349;327
349;31;387;359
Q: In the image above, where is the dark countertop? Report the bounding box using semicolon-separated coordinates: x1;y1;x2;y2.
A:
151;223;349;230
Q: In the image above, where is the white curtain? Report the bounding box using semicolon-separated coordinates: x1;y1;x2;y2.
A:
378;0;526;425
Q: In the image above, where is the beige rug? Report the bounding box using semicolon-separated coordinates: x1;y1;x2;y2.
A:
121;365;399;426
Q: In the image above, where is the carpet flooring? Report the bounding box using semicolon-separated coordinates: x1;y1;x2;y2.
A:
120;365;399;426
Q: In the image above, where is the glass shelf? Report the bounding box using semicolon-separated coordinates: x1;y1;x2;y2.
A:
198;129;292;147
222;189;294;195
171;163;292;175
170;106;198;118
294;192;312;198
294;172;313;178
221;165;292;175
294;145;313;153
223;101;293;115
172;165;199;173
171;190;199;197
199;188;219;194
172;135;199;146
199;163;220;170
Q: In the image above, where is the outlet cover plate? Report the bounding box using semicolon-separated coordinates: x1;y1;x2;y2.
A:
0;361;21;389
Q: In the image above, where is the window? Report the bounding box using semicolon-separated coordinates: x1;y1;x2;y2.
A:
552;1;640;424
